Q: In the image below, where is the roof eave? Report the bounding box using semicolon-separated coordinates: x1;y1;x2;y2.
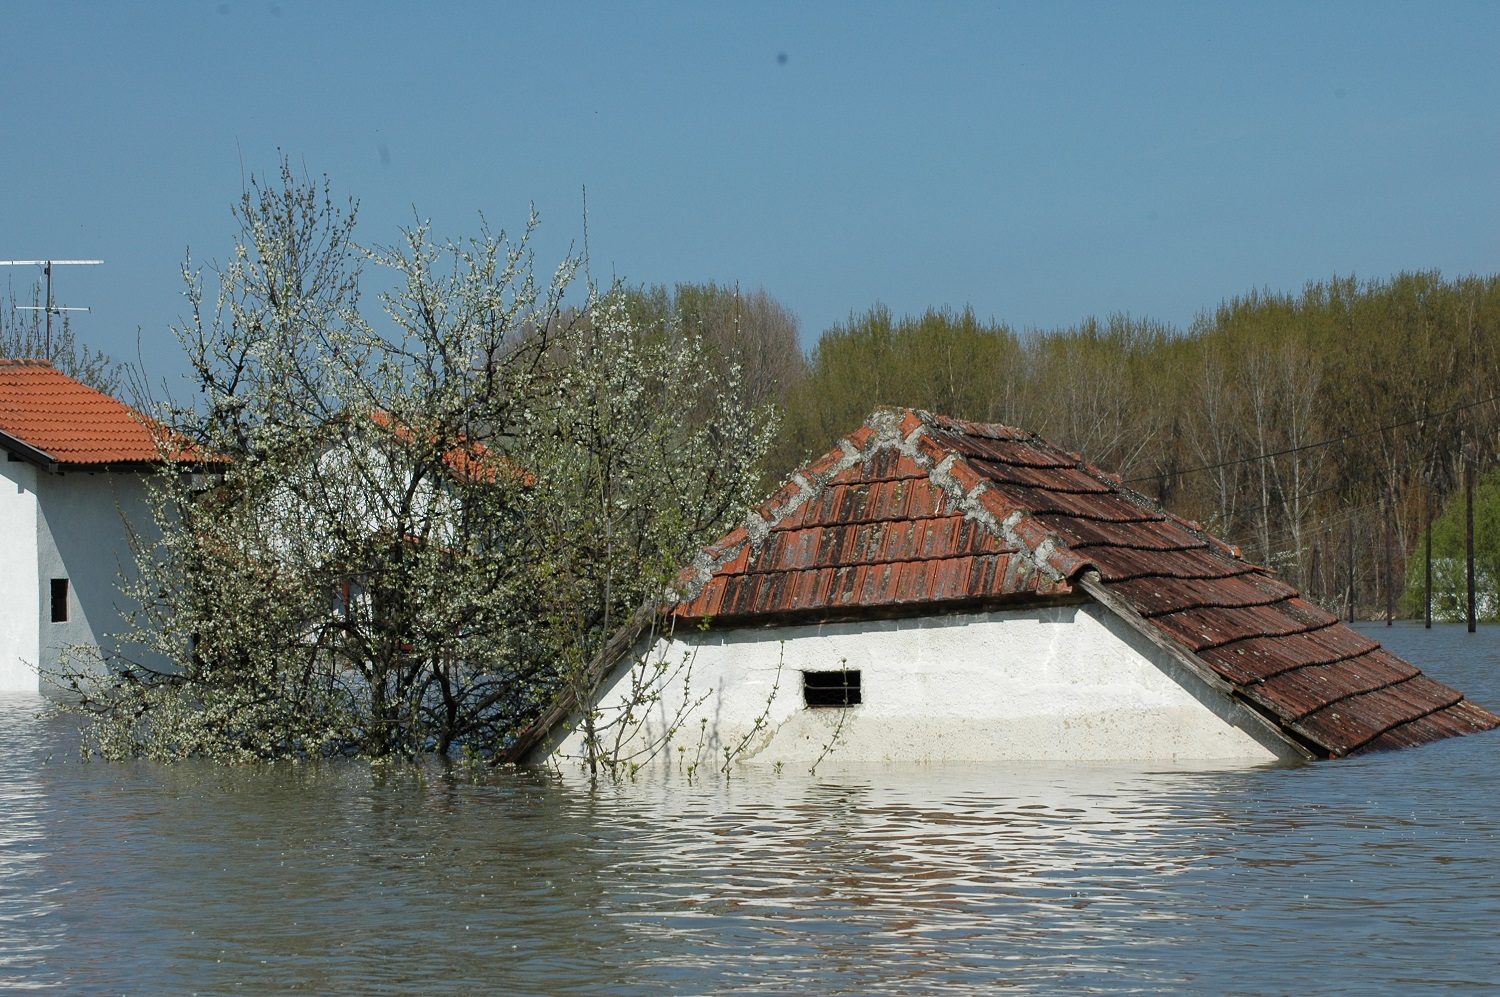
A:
53;460;169;474
0;430;60;473
672;589;1091;632
1076;570;1320;762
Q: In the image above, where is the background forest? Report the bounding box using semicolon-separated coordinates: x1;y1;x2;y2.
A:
626;271;1500;622
8;268;1497;628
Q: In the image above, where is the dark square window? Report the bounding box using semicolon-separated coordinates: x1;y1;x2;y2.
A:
50;578;69;623
803;669;861;708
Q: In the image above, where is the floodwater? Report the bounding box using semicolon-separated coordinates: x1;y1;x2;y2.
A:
2;623;1498;995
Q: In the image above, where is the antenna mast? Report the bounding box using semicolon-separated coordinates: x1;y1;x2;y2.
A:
0;259;103;357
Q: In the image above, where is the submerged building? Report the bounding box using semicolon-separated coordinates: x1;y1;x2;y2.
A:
0;360;174;692
527;409;1498;768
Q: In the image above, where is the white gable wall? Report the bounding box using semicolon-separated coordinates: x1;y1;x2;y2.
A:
34;470;169;691
0;459;41;691
549;602;1301;770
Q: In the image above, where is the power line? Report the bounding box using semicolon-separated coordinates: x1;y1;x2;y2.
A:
1125;389;1500;485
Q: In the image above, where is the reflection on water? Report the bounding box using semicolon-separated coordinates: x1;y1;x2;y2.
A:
1;621;1498;994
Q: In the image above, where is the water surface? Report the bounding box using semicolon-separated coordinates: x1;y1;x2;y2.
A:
2;621;1498;994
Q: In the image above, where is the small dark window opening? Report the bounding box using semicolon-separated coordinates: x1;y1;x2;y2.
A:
50;578;69;623
803;669;861;708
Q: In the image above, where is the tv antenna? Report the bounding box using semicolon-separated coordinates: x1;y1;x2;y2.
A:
0;259;102;356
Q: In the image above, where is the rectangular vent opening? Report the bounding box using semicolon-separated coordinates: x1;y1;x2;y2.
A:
50;578;69;623
803;669;861;708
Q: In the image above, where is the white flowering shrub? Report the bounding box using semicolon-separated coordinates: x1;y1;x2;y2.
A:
64;162;775;764
516;292;778;774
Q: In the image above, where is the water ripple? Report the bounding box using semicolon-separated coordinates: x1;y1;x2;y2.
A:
0;623;1496;994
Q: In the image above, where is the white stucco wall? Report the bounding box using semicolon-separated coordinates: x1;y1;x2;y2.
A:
33;470;168;691
548;602;1299;770
0;459;41;692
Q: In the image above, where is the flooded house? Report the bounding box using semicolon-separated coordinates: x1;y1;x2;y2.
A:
0;359;174;692
526;409;1499;768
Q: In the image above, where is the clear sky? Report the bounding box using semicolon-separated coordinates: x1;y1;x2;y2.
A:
3;2;1497;385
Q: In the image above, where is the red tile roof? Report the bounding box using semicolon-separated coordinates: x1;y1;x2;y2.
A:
673;408;1499;758
365;409;534;486
0;359;175;469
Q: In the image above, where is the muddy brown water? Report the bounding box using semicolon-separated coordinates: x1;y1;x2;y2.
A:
2;621;1498;994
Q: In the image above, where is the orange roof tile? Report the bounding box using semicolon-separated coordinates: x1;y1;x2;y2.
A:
0;359;174;468
671;408;1500;758
365;409;534;486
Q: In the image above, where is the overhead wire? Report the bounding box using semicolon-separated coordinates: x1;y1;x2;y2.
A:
1130;403;1488;606
1123;388;1500;485
1191;439;1458;553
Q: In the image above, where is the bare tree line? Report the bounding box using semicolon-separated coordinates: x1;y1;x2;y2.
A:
771;273;1500;618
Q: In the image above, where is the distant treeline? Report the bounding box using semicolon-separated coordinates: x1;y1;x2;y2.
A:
631;272;1500;618
13;268;1492;620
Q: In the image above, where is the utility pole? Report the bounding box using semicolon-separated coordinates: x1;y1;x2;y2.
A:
1425;479;1433;630
1467;453;1477;633
1346;516;1356;624
0;259;102;355
1466;298;1479;634
1310;542;1321;604
1384;491;1393;626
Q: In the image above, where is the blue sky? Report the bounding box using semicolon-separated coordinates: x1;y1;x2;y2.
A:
2;2;1497;385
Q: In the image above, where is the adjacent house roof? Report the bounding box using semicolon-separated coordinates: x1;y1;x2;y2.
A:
672;408;1499;758
0;359;171;470
365;409;534;486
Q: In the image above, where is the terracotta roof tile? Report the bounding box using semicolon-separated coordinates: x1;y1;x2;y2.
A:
670;408;1499;756
984;481;1162;522
968;458;1116;494
841;425;876;452
932;433;1073;468
1040;515;1205;552
1108;574;1300;618
1348;699;1499;754
1084;546;1257;583
0;359;173;467
1198;626;1383;684
366;410;530;485
1289;675;1465;751
1242;650;1419;721
858;448;928;481
799;448;845;481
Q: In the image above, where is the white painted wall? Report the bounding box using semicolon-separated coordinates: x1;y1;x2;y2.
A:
548;602;1299;770
0;459;41;692
33;470;168;691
